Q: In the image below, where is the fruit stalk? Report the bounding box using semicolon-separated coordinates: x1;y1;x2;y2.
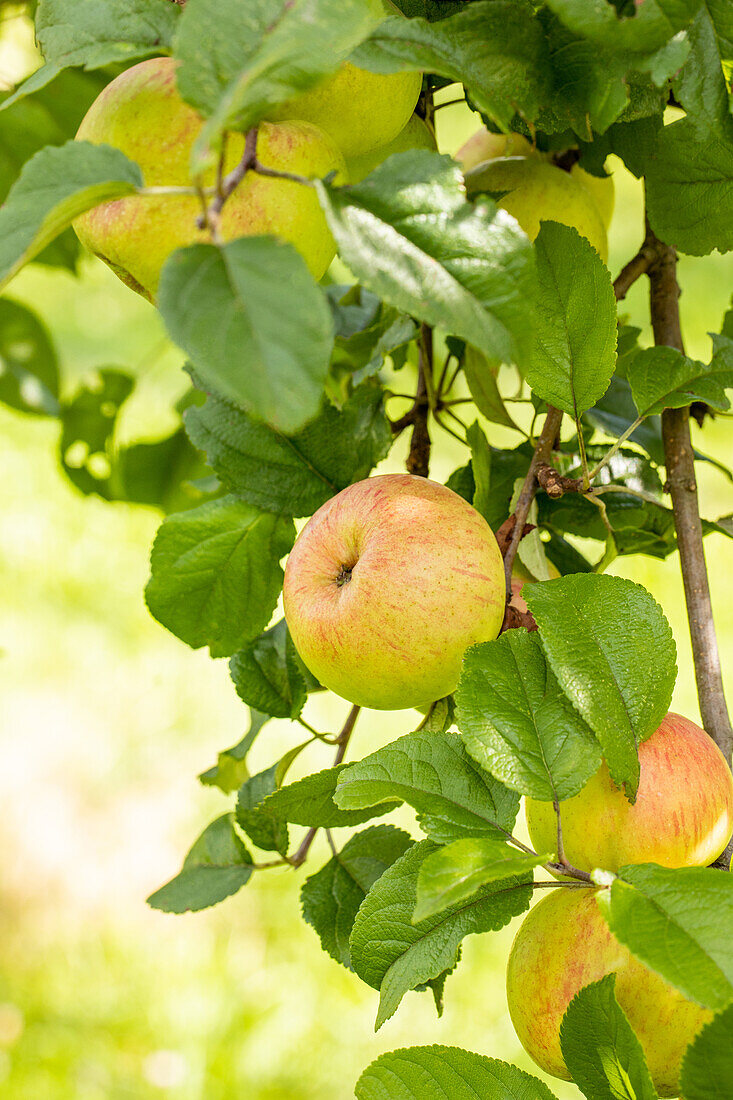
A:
644;219;733;790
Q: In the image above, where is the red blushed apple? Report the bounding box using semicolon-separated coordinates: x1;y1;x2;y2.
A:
526;712;733;871
506;887;711;1097
283;474;505;710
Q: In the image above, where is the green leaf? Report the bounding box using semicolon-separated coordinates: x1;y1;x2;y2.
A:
356;1045;559;1100
414;838;548;922
60;368;134;498
350;840;532;1029
586;376;665;465
175;0;384;170
327;284;417;374
185;380;391;517
351;2;551;130
0;298;59;415
0;141;142;291
334;729;520;844
559;975;658;1100
158;240;334;434
674;4;733;132
545;0;702;54
463;348;520;430
466;421;492;521
316;151;535;370
526;222;617;416
646;117;733;257
525;575;676;798
199;710;269;792
597;863;733;1010
1;0;179;109
455;631;602;802
115;427;209;514
146;814;253;913
236;763;290;855
229;620;308;719
301;825;413;969
628;344;733;416
261;764;400;828
680;1003;733;1099
145;495;294;658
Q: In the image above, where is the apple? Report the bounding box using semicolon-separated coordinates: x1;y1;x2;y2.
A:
463;155;608;262
526;712;733;871
457;127;614;235
268;1;421;159
282;473;505;710
456;128;535;172
506;887;711;1097
345;114;436;183
73;58;346;300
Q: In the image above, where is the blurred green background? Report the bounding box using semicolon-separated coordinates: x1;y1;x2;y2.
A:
1;10;732;1099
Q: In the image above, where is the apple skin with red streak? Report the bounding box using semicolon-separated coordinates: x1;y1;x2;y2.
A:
506;887;711;1097
283;474;505;710
526;712;733;871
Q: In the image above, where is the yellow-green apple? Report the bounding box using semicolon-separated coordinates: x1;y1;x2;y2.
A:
73;58;345;300
283;474;505;710
345;114;436;182
571;164;615;229
463;156;608;262
526;712;733;871
506;887;711;1097
456;127;535;171
268;1;421;159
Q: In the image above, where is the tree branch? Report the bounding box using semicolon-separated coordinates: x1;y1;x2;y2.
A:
502;406;563;600
645;221;733;789
406;324;432;477
613;232;656;302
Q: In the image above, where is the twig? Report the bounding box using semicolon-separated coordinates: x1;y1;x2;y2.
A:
535;462;584;499
406;324;432;476
644;219;733;804
288;705;360;868
502;406;563;599
613;236;656;301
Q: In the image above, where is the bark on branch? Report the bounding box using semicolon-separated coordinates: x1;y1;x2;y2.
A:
645;221;733;778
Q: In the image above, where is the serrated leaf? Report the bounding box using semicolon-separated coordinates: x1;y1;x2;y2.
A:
0;141;142;291
115;427;209;514
236;762;290;855
545;0;702;54
525;576;676;798
355;1045;559;1100
527;222;617;416
350;840;532;1029
628;344;733;416
158;239;334;434
146;814;253;913
351;2;551;130
674;3;732;132
301;825;413;969
559;975;658;1100
414;838;548;922
455;631;602;802
680;1003;733;1099
646;117;733;256
466;421;492;521
1;0;179;109
316;151;535;370
145;495;294;658
199;710;269;792
597;863;733;1010
586;376;666;465
175;0;384;170
0;298;59;416
334;729;520;843
185;380;391;517
261;764;400;828
229;620;307;719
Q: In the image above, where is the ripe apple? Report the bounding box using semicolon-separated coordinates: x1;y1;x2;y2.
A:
73;58;346;300
506;887;711;1097
282;474;505;710
267;1;421;159
464;155;608;262
345;114;436;183
526;712;733;871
